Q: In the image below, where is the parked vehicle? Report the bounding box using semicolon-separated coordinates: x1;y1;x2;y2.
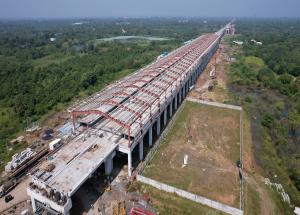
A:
49;138;62;151
5;194;14;203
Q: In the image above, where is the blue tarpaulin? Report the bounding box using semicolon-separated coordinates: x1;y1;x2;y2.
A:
58;122;79;135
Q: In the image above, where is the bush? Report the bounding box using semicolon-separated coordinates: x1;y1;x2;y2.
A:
261;113;274;128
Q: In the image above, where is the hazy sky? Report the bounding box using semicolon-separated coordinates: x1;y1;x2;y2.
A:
0;0;299;19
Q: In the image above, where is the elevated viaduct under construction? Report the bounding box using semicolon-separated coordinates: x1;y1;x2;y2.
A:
27;23;235;215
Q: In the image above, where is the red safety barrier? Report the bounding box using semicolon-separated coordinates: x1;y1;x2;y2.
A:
129;207;155;215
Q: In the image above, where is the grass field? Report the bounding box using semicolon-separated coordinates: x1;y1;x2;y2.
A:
133;182;226;215
143;101;241;207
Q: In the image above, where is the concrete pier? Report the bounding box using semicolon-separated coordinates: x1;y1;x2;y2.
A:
164;110;167;125
105;153;114;175
139;139;144;161
148;127;153;146
128;151;132;176
157;117;161;135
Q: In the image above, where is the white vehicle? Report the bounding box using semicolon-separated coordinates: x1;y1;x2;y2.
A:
49;139;62;151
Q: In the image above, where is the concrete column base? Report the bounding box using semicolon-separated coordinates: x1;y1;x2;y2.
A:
105;156;113;175
148;127;153;146
139;139;144;161
128;152;132;176
179;90;182;104
164;110;167;125
156;117;161;136
170;101;173;117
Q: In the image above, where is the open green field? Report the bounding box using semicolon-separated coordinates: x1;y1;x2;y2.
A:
143;101;241;207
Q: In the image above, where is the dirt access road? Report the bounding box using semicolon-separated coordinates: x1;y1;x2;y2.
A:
0;176;31;213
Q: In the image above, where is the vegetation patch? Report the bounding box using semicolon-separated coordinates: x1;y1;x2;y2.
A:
227;19;300;213
244;56;265;69
133;182;226;215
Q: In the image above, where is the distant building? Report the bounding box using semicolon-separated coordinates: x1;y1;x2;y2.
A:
72;22;83;25
50;38;56;42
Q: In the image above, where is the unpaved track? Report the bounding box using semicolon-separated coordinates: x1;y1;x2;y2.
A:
0;176;31;213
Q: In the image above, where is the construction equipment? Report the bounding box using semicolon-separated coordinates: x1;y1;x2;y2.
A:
129;207;155;215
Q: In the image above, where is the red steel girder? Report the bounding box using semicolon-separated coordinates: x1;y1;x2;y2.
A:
158;78;173;86
116;84;140;90
111;91;131;98
174;63;187;71
131;96;152;108
132;79;148;85
116;84;159;107
180;58;192;65
148;82;167;91
117;78;146;88
167;69;182;78
111;90;152;110
184;57;195;64
103;100;144;142
71;110;129;130
140;88;160;100
163;73;178;82
138;73;157;79
178;61;190;68
101;99;142;119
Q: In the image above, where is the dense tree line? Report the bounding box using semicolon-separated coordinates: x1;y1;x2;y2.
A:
229;18;300;207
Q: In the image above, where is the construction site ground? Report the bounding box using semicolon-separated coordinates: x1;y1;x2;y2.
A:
143;101;241;208
0;176;31;214
189;42;231;103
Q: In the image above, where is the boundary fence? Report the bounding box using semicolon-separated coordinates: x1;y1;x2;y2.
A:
137;175;243;215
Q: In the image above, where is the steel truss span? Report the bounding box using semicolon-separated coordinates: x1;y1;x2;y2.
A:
69;32;225;146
